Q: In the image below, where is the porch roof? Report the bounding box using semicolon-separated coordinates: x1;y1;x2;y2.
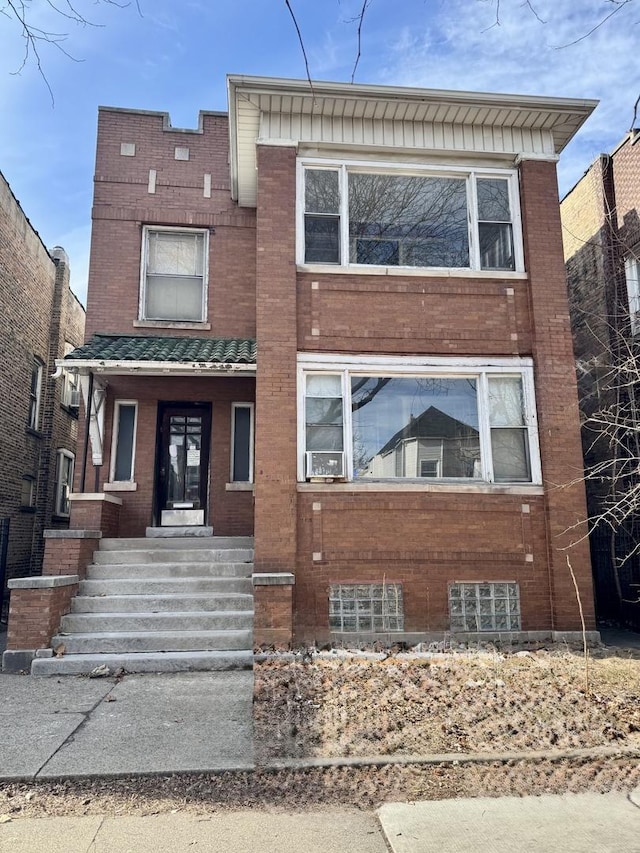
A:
59;334;257;376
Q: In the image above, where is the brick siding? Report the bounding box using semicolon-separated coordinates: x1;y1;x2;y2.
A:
0;173;85;595
67;106;595;643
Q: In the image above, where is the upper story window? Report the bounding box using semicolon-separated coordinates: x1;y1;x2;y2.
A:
28;357;44;430
624;254;640;335
299;160;523;273
140;227;208;322
299;356;541;486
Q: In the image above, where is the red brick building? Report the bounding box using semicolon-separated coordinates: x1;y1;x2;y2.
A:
561;132;640;628
4;77;601;671
0;172;85;622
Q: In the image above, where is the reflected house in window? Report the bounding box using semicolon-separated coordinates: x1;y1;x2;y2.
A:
362;406;480;480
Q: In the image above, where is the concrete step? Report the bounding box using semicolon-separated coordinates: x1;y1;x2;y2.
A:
86;562;253;580
71;594;254;613
92;548;254;565
32;649;253;676
79;577;253;596
60;611;253;633
99;536;254;551
51;629;253;653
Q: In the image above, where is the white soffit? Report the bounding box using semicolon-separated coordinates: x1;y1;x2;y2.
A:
228;75;598;207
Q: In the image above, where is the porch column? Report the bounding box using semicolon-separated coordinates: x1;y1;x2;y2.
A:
253;144;298;573
518;157;595;631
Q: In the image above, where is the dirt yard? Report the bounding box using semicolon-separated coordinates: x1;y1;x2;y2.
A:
253;645;640;760
2;643;640;819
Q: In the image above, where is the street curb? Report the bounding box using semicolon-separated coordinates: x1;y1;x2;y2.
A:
261;744;640;772
2;745;638;784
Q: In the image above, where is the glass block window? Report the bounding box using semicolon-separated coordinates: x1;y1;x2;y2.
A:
449;582;521;632
329;583;404;632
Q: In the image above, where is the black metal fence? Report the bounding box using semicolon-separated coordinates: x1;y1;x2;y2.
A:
0;518;9;623
590;525;640;630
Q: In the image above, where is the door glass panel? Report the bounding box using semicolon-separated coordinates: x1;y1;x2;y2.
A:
167;415;203;507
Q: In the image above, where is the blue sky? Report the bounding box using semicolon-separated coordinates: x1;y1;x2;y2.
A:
1;0;638;305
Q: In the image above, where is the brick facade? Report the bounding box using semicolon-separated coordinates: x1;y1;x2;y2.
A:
0;172;85;612
47;80;597;648
561;134;640;626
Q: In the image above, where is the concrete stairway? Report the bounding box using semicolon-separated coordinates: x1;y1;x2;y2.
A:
32;536;254;676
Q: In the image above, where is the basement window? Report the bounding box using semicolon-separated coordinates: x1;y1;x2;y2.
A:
329;583;404;632
449;582;521;632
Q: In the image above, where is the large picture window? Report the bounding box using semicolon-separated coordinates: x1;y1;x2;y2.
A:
140;227;208;322
300;161;521;272
299;356;540;485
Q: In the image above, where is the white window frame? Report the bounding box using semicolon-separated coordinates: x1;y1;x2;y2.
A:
624;255;640;335
139;225;209;323
109;400;138;483
28;357;43;430
230;402;254;483
62;343;80;408
297;354;541;486
297;158;525;273
55;449;75;517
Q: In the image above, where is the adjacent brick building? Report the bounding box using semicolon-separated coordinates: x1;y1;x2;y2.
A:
0;171;85;617
561;133;640;627
12;76;600;658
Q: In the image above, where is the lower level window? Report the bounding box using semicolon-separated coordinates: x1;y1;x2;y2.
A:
55;450;75;517
449;582;521;632
329;583;404;632
300;357;540;484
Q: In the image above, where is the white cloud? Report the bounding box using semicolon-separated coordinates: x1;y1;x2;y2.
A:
375;0;640;193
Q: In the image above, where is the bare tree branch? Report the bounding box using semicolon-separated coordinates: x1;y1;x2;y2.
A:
631;94;640;131
284;0;315;101
482;0;501;32
555;0;633;49
351;0;372;84
521;0;546;24
2;0;143;104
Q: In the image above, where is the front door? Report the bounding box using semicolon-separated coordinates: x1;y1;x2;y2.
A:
155;402;212;526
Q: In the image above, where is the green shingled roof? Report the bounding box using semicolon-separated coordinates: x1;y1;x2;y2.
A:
66;335;256;364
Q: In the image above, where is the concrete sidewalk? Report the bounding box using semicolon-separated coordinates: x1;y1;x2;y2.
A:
0;671;254;780
2;792;640;852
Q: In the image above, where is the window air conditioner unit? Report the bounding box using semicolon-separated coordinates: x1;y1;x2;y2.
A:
69;388;81;408
306;451;345;479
